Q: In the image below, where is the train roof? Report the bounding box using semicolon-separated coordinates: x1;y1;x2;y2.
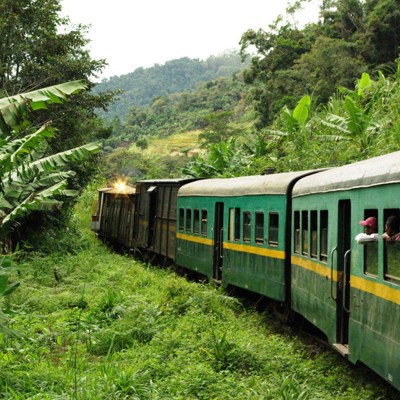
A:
293;151;400;197
178;170;319;197
99;184;136;195
136;178;198;185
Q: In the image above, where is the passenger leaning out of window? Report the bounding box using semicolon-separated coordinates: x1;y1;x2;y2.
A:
382;215;400;242
355;216;379;243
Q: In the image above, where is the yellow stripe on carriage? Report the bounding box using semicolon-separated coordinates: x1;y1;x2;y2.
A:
351;275;400;305
291;255;341;282
223;242;285;259
176;233;285;259
176;232;213;246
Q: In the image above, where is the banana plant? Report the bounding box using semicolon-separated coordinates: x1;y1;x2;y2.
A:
320;73;383;152
0;80;101;241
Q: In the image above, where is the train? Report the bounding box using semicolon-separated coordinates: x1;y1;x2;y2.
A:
91;151;400;391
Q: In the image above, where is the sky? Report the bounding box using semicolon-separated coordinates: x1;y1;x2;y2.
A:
61;0;321;80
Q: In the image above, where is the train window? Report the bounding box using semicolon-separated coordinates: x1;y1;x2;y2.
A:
255;212;264;245
362;209;378;276
201;210;208;236
302;211;309;256
320;210;328;262
364;242;379;276
310;211;318;259
228;208;234;241
186;209;192;232
193;209;200;234
179;208;185;231
268;213;279;247
243;211;251;243
384;209;400;283
234;208;241;241
385;242;400;283
294;211;300;254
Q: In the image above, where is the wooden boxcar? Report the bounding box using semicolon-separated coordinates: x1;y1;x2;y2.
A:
291;152;400;390
134;179;196;261
91;185;137;248
176;172;317;301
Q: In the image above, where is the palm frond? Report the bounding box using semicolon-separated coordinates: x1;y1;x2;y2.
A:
0;80;87;135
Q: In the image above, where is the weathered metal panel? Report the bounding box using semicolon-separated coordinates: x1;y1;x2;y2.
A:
293;150;400;196
133;179;197;260
178;170;318;197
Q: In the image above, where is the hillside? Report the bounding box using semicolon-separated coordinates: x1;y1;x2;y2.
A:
96;51;248;120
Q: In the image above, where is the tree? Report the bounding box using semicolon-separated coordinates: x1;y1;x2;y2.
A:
240;22;316;126
294;36;365;103
362;0;400;67
0;81;100;245
198;111;240;147
0;0;115;187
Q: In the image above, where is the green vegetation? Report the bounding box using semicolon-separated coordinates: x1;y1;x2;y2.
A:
0;0;115;197
96;51;249;120
101;73;251;182
0;81;100;243
105;74;249;148
0;190;398;399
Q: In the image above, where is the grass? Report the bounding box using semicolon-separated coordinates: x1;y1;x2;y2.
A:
130;130;202;158
0;187;399;399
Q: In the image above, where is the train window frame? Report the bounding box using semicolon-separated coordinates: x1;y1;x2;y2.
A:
179;208;185;232
185;208;192;233
201;209;208;236
243;211;251;243
255;212;264;245
362;209;378;278
320;210;328;262
234;208;241;241
294;211;300;254
383;208;400;284
228;208;235;241
310;210;318;259
193;209;200;234
302;210;309;256
268;212;279;247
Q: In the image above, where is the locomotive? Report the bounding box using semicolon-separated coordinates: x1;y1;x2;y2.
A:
91;151;400;391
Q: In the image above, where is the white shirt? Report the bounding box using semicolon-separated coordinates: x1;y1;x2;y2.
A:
355;233;379;244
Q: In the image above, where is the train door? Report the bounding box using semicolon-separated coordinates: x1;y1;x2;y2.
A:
213;202;224;281
333;199;351;355
147;186;157;248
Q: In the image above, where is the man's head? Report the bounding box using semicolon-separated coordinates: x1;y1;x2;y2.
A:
359;216;377;235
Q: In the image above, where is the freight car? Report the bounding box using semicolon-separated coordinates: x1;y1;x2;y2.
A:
91;151;400;391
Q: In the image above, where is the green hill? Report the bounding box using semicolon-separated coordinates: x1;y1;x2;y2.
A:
96;51;248;120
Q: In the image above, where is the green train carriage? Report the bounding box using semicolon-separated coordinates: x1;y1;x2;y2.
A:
176;171;316;301
291;151;400;390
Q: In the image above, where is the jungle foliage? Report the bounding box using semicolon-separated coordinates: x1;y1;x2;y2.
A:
106;73;248;149
0;0;115;186
0;81;100;244
96;51;249;120
239;0;400;127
